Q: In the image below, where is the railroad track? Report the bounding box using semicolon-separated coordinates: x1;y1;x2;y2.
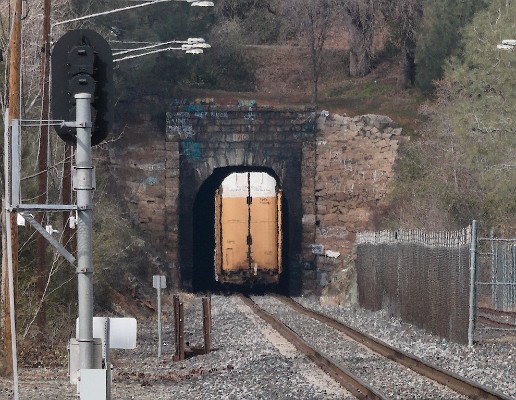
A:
477;307;516;330
477;315;516;330
238;294;512;400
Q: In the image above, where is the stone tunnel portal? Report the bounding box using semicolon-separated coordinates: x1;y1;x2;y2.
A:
191;166;290;293
172;105;316;296
111;101;402;297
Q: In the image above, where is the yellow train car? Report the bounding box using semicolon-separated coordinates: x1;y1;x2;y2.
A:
214;172;282;286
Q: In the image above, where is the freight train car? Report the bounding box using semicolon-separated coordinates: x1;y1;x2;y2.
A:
214;172;282;286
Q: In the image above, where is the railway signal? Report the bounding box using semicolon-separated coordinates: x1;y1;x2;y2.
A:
51;29;113;146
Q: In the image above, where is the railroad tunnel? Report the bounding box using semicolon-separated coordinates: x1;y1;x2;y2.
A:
191;166;290;293
170;106;313;296
112;103;402;296
110;104;316;294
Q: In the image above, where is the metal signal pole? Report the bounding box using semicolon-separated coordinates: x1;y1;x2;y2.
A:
74;93;95;371
62;146;73;251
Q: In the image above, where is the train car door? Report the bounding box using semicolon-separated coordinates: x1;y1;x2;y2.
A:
217;173;250;275
249;173;279;274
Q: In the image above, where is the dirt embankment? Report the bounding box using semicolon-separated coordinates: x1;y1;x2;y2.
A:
181;44;420;132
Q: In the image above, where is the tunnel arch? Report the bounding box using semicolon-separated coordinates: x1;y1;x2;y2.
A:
172;105;315;295
191;166;290;293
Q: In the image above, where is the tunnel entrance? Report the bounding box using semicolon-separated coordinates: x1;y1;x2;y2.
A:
192;166;290;293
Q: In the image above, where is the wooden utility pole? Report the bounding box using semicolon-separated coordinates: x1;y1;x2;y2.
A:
36;0;52;332
2;0;22;377
1;203;7;374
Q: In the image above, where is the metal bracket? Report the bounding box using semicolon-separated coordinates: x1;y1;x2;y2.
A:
72;166;96;191
15;204;78;212
76;265;94;273
61;121;92;129
20;212;76;265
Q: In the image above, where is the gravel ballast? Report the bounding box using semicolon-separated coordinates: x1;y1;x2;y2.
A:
0;293;514;399
252;296;468;399
295;295;516;399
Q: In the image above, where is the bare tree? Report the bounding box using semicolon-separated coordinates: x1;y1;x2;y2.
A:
0;0;73;349
384;0;423;87
280;0;339;104
217;0;388;82
340;0;383;78
215;0;277;20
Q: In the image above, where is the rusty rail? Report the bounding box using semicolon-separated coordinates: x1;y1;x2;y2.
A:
238;294;387;400
275;295;513;400
477;315;516;330
477;307;516;330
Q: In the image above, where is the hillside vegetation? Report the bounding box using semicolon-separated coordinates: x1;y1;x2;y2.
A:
385;1;515;235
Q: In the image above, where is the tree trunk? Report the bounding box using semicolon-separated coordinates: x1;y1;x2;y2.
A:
311;47;319;104
402;37;417;87
403;50;416;87
1;200;6;372
3;0;22;377
311;77;318;105
348;20;374;77
36;0;52;332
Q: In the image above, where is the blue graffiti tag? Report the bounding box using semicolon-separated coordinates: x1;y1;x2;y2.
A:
181;140;201;159
185;104;205;112
145;176;159;186
237;99;257;108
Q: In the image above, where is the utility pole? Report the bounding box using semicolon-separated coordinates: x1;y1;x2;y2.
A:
36;0;52;332
3;0;22;378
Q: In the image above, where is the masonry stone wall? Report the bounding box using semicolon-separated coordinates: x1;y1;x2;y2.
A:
109;99;404;295
311;114;404;300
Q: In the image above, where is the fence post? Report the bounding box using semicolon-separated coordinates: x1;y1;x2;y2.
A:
202;296;212;354
468;220;479;346
157;285;162;357
178;301;185;360
173;295;185;361
173;295;179;360
153;275;166;357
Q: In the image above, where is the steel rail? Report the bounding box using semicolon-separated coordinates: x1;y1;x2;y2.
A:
478;307;516;319
275;295;513;400
237;294;388;400
477;315;516;330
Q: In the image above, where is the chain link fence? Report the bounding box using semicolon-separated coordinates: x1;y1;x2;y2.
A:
356;227;473;344
477;237;516;312
476;236;516;337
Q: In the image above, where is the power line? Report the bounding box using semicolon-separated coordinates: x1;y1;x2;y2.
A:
52;0;213;27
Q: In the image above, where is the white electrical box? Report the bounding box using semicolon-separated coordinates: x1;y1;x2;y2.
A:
75;317;137;359
79;369;107;400
68;338;103;384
